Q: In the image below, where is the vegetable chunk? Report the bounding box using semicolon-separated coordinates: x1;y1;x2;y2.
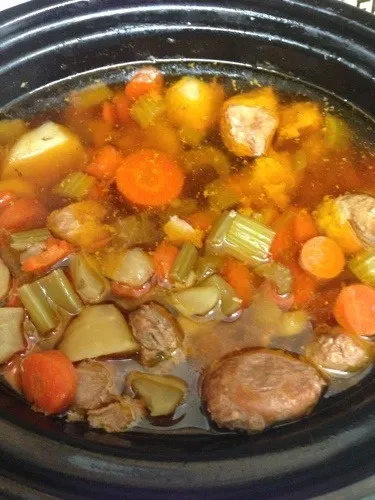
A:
0;308;24;364
3;122;86;186
59;304;139;362
220;87;279;157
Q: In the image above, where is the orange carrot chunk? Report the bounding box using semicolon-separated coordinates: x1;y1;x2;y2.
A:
112;93;131;124
116;149;184;207
293;209;319;244
285;260;317;307
22;350;77;414
221;257;253;308
271;213;295;260
22;238;74;273
86;145;123;180
300;236;345;279
185;211;217;232
153;241;179;281
334;284;375;336
125;66;164;101
0;197;47;232
102;101;118;127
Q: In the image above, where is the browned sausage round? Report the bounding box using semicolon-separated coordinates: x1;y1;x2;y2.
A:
305;329;372;373
129;302;183;367
201;348;326;432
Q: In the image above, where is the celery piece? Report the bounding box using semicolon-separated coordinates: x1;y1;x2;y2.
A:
130;92;165;129
114;214;161;248
10;228;52;252
204;178;240;211
19;282;59;335
324;113;351;151
170;243;198;284
69;254;110;304
195;255;224;282
72;83;113;110
202;274;242;316
255;262;292;295
38;269;83;315
54;171;96;200
206;210;275;267
348;250;375;287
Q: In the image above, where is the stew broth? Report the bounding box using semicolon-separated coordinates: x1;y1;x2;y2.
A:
1;64;375;434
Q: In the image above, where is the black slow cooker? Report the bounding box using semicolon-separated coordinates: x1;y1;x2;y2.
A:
1;1;375;498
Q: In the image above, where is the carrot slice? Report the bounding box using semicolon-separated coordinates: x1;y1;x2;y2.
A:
185;211;217;232
334;284;375;336
125;66;164;101
153;241;179;281
0;191;17;208
111;280;152;298
22;350;77;414
86;145;123;180
22;238;74;273
221;257;253;308
0;197;47;232
300;236;345;279
112;93;131;124
293;209;319;244
102;101;118;127
116;149;185;206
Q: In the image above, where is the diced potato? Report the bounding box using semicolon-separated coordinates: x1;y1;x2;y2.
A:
0;308;25;364
0;178;35;196
0;119;28;146
59;304;139;362
71;83;113;110
165;77;224;146
127;371;187;416
0;257;10;301
314;196;363;254
47;200;111;249
163;216;203;248
170;286;220;317
276;102;323;146
3;122;87;186
244;152;297;209
102;248;154;287
220;87;279;157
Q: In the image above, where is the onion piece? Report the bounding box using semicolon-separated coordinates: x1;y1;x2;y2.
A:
169;286;220;317
102;248;154;288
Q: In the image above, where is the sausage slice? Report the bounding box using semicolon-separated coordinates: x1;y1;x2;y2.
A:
305;329;372;373
202;348;326;432
129;302;183;367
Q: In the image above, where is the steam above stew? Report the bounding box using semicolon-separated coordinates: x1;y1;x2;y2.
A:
0;66;374;434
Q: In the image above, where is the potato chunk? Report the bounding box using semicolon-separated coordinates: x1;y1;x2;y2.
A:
0;308;25;364
127;371;188;416
276;102;323;146
3;122;86;186
58;304;139;362
220;87;279;157
165;77;224;146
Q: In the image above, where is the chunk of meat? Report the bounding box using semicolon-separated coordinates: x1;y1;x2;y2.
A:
87;396;144;433
305;329;372;373
220;88;279;157
202;348;326;432
74;360;116;411
337;194;375;248
276;102;323;146
129;303;183;367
